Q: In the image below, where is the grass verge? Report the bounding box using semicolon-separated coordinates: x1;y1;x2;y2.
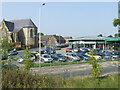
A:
32;59;119;68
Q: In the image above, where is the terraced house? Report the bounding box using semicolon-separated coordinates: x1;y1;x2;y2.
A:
0;19;38;47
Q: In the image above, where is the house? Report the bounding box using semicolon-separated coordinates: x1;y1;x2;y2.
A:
41;35;66;46
0;19;38;47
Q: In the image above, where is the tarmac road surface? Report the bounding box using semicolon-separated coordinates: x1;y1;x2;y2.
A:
30;61;119;78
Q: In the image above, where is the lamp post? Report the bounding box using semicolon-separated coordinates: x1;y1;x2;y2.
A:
39;2;45;67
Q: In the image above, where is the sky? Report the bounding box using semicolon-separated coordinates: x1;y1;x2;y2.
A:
0;2;118;38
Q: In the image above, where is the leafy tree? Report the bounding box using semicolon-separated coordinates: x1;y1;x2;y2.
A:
89;50;102;78
89;50;102;87
41;33;44;36
0;38;13;64
108;35;113;37
22;47;33;71
97;34;103;37
114;33;120;37
113;19;120;37
113;19;120;27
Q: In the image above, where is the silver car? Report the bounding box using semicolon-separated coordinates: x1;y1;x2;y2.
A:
65;53;81;62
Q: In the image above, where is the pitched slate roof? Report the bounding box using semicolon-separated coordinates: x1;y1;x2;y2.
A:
4;21;14;32
2;19;37;32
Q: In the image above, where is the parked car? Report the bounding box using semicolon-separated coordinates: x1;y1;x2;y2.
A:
102;52;112;60
85;53;101;60
66;48;72;53
80;48;90;53
112;52;119;60
31;52;40;57
0;64;19;70
45;48;56;54
8;50;18;55
65;53;81;62
54;46;61;50
51;53;67;62
40;50;46;54
95;53;105;59
73;48;79;53
76;53;90;61
18;54;36;63
40;54;53;63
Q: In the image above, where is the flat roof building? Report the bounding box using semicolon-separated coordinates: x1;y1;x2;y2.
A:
68;36;120;51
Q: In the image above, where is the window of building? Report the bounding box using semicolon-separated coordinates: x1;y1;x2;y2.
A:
30;29;33;38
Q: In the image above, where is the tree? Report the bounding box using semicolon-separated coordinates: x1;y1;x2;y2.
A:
22;47;33;71
0;38;13;60
89;50;102;78
97;34;103;37
114;33;120;37
38;32;44;36
107;35;113;37
89;50;102;87
113;19;120;27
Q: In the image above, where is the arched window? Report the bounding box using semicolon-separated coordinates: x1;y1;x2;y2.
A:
30;29;33;37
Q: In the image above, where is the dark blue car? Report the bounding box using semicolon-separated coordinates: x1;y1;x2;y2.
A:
45;48;56;54
77;53;89;60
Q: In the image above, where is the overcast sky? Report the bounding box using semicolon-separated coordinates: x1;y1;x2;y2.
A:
1;2;118;38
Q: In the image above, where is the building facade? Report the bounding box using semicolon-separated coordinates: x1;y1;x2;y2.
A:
0;19;38;47
41;35;66;46
68;36;120;51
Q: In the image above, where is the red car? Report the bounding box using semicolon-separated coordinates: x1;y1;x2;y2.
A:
66;48;72;53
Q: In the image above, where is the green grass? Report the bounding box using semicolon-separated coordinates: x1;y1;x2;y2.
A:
32;59;119;68
32;61;87;67
2;69;119;88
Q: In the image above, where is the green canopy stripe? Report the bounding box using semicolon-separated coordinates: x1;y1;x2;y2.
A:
106;39;120;41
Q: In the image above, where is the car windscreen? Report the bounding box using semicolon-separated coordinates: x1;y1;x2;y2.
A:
44;55;50;58
71;54;77;57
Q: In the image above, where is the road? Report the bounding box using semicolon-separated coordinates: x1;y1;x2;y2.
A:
30;61;119;78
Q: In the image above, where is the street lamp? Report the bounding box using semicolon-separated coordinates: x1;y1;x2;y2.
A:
39;2;45;67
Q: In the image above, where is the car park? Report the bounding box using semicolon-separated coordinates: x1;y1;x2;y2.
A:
40;54;53;63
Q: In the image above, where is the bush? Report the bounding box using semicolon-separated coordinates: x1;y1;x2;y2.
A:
2;70;66;88
2;69;119;88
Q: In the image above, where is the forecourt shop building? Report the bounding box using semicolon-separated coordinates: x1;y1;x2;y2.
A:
67;36;120;51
